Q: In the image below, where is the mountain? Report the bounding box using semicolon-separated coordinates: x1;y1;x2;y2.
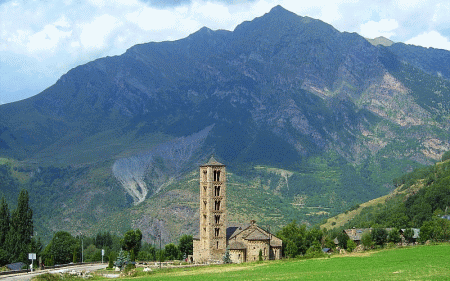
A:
367;36;394;47
0;5;449;243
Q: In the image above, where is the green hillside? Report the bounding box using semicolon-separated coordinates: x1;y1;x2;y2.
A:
322;152;450;231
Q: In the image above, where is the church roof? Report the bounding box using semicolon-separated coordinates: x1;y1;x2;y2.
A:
228;241;247;250
201;156;225;167
245;229;270;241
227;224;250;240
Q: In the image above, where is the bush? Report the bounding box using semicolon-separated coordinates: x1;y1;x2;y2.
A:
361;232;373;249
442;151;450;162
346;239;357;252
371;228;388;246
388;228;401;244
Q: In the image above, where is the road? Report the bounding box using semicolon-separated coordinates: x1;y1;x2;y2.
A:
0;263;108;281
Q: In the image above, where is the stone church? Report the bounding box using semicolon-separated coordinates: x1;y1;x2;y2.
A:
193;157;282;263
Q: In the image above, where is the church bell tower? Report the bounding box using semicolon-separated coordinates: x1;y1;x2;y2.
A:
198;156;227;262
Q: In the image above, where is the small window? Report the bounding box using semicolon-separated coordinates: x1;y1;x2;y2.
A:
203;201;207;208
203;214;207;221
215;215;220;224
217;241;219;249
215;228;220;237
213;170;221;181
215;201;221;210
203;186;207;194
214;186;221;196
203;170;207;181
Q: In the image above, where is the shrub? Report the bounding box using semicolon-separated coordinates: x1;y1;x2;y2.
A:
361;232;373;249
223;249;232;264
442;151;450;162
346;239;357;252
388;228;401;243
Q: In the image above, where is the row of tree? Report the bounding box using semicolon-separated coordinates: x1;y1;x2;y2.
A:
276;222;335;258
0;190;38;266
28;228;194;267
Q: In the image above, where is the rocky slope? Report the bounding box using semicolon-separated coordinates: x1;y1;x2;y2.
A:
0;5;449;243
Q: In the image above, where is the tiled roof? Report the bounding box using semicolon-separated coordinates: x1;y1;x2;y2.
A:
245;229;270;241
229;241;247;250
344;228;371;241
227;224;250;240
201;156;224;166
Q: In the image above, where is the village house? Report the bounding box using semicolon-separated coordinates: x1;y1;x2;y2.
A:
340;227;420;246
192;157;282;263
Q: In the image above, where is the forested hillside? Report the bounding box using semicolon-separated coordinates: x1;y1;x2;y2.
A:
324;151;450;234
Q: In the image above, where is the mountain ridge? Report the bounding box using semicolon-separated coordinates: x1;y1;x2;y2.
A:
0;5;449;243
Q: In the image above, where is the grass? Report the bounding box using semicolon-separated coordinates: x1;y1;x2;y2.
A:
99;244;449;280
320;180;425;230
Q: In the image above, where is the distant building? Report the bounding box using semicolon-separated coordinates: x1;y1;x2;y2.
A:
341;227;420;245
193;157;282;263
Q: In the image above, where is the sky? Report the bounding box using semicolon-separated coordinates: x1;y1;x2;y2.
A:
1;0;450;105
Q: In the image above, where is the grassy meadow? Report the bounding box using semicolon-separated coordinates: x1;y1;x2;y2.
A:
112;244;450;281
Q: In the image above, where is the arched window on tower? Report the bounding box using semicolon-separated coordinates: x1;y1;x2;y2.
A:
203;170;207;182
214;186;220;196
215;200;221;210
214;215;220;224
215;228;220;237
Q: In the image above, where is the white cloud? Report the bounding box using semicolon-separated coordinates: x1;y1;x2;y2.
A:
360;19;399;39
27;23;72;53
406;30;450;50
80;14;121;49
126;7;178;31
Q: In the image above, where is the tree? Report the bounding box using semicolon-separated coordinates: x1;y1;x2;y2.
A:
94;232;113;249
178;235;193;258
164;243;180;260
223;249;231;264
114;249;129;270
346;239;357;252
336;232;349;249
277;221;307;257
5;190;33;263
361;232;373;248
371;228;388;246
388;228;401;244
442;150;450;162
121;229;142;257
402;228;414;243
44;231;79;265
0;196;10;249
285;241;298;258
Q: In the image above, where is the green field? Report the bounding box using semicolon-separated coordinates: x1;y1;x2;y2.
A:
119;244;450;281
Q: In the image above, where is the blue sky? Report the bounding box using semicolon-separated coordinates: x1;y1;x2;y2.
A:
1;0;450;104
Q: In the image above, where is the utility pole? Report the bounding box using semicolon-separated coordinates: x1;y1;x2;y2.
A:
80;233;84;264
159;230;162;270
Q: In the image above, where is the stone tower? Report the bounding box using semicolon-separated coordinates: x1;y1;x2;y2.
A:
195;156;227;262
